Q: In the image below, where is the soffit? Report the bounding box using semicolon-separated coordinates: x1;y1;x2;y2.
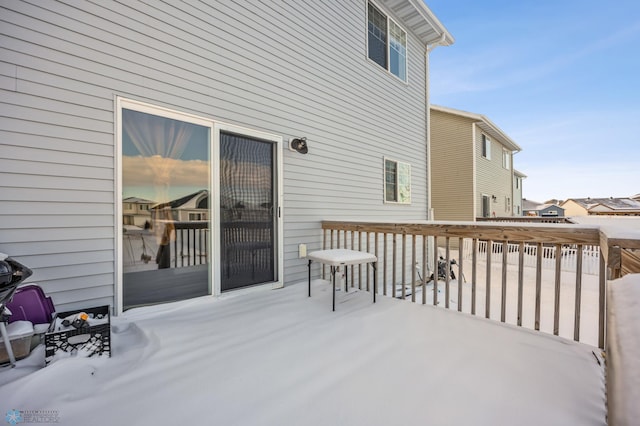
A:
378;0;454;46
431;105;522;152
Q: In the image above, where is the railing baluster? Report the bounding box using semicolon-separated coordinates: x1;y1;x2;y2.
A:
192;228;196;265
184;228;189;267
501;241;508;322
358;231;363;290
433;236;439;306
445;237;450;309
366;232;370;291
535;242;543;331
322;229;327;280
485;240;492;319
599;248;606;349
574;245;583;341
553;244;562;336
517;242;524;327
401;233;407;299
351;231;355;288
472;238;477;315
411;235;417;303
173;231;178;268
393;234;397;297
422;235;427;305
458;237;464;312
383;233;388;296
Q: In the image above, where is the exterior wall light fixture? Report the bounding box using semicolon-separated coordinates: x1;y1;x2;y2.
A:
289;137;308;154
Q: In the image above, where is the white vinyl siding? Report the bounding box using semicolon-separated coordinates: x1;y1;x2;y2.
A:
0;0;430;311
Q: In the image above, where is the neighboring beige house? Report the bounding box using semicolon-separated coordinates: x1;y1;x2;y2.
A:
122;197;154;227
561;197;640;216
430;105;522;221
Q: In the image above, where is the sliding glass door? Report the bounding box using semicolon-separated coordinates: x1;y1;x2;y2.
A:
120;104;212;310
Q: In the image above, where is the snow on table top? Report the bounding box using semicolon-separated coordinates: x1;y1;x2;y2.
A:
0;282;606;426
307;249;377;265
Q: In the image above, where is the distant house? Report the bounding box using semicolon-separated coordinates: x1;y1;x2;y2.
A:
122;197;155;227
430;105;522;220
513;170;526;216
561;198;640;216
152;190;209;222
523;199;564;217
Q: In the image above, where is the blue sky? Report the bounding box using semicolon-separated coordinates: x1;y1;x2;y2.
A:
426;1;640;203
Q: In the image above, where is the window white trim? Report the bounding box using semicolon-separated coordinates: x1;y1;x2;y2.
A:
481;194;491;218
115;98;215;315
366;0;408;83
502;149;511;170
384;157;411;204
481;134;491;160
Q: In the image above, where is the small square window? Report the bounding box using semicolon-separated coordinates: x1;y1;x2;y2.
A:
384;158;411;204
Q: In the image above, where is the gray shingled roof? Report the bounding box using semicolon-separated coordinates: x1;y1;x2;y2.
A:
568;197;640;211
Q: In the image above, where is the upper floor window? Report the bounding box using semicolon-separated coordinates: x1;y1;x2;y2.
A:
502;149;511;170
384;158;411;204
516;177;520;189
481;134;491;159
367;2;407;82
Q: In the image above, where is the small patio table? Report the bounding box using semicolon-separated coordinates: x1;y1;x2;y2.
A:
307;249;377;311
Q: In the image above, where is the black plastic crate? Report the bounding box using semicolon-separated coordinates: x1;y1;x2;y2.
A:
45;305;111;364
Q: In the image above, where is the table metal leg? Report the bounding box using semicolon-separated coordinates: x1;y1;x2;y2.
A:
372;262;377;303
344;265;348;292
331;266;336;311
308;259;312;297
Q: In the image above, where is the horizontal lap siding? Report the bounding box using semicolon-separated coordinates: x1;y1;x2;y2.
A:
0;0;429;309
475;128;514;217
430;111;474;221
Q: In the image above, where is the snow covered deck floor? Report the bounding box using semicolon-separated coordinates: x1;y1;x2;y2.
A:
0;281;606;425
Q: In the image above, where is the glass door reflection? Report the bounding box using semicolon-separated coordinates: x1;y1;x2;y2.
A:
121;108;211;310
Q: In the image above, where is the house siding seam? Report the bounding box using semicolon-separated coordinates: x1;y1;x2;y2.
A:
0;0;433;311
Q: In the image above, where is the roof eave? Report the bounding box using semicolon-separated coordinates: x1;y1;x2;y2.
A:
381;0;455;46
431;105;522;152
